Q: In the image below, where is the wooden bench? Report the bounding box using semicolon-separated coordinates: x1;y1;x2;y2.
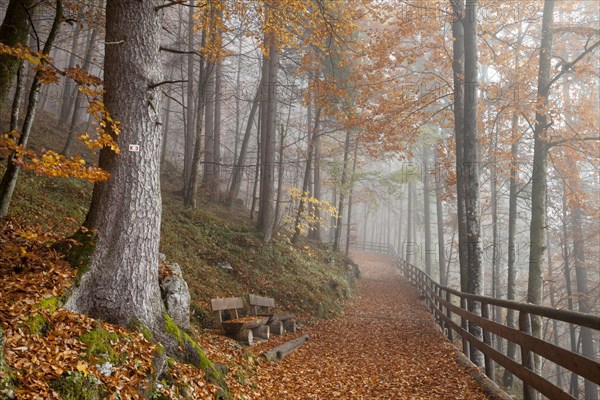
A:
248;294;297;334
210;296;269;345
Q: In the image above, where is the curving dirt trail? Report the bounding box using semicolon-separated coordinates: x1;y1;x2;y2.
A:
251;251;490;399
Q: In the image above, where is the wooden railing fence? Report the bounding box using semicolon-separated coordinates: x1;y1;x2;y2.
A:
351;241;600;400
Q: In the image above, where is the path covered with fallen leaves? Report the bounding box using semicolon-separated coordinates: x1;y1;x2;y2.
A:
251;251;489;399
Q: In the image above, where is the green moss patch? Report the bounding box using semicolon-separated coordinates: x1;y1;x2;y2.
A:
79;329;124;365
23;314;48;335
50;371;107;400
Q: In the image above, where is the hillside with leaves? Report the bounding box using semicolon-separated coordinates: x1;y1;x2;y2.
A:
0;113;359;399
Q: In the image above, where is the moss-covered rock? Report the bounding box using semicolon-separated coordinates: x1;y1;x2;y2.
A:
79;328;124;365
49;371;107;400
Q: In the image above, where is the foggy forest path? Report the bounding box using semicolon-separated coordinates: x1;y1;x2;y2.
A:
252;251;491;399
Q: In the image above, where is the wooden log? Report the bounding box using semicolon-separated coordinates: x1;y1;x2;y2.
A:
230;328;253;345
283;319;297;333
269;321;284;336
253;325;270;340
262;334;310;361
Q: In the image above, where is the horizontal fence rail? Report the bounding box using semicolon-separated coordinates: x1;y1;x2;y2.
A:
351;241;600;400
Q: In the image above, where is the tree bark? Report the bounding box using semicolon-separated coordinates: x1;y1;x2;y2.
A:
257;37;278;244
202;61;215;189
434;147;446;286
345;143;358;256
66;0;165;331
0;0;34;111
450;0;468;292
212;58;222;201
227;76;261;205
406;180;414;265
571;190;597;400
527;2;555;377
308;128;323;241
333;129;351;252
182;0;196;190
463;0;484;368
422;147;432;277
0;0;63;218
184;31;207;208
58;15;83;127
292;107;321;244
62;28;98;156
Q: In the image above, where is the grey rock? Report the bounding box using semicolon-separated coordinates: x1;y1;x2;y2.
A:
160;263;191;330
159;253;166;261
218;262;233;271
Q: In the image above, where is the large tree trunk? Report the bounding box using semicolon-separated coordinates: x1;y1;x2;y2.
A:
212;58;222;201
0;1;63;218
422;147;432;277
66;0;165;331
256;37;278;244
184;31;207;208
559;187;579;398
450;0;468;292
58;15;82;127
62;28;98;155
527;2;555;377
182;0;196;190
462;0;484;368
434;147;446;286
291;107;321;244
202;61;215;189
571;191;597;400
345;143;358;255
333;129;351;252
0;0;34;111
405;181;413;265
308;128;322;241
227;76;261;205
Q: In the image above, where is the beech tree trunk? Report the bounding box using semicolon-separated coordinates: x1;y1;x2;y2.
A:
212;58;222;201
450;0;468;293
66;0;165;331
434;148;446;286
0;0;34;111
184;31;207;208
422;147;432;277
571;190;597;400
292;107;321;244
227;76;261;205
0;1;62;218
257;37;278;244
333;129;351;252
183;0;196;189
406;181;413;265
62;28;98;155
202;61;215;189
527;3;555;376
58;15;82;127
308;128;322;241
462;0;484;368
345;143;358;256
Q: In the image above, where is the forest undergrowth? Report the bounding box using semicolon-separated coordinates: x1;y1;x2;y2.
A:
0;113;359;399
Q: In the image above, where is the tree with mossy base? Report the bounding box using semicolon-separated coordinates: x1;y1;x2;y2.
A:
64;0;165;333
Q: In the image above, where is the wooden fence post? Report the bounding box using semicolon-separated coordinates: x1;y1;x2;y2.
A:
445;290;453;342
519;311;536;400
460;296;470;359
481;302;495;380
